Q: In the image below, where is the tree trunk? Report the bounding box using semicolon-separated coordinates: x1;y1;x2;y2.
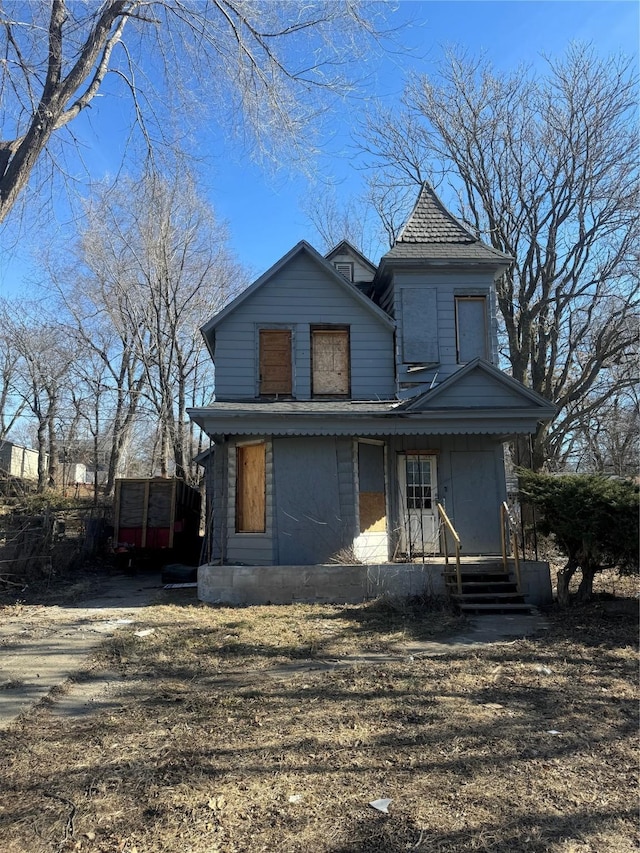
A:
556;560;578;607
47;397;58;489
36;418;47;493
575;564;597;604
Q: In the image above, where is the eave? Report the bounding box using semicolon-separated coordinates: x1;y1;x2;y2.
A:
188;405;550;438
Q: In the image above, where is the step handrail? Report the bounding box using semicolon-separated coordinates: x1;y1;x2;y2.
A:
436;502;462;594
500;501;522;593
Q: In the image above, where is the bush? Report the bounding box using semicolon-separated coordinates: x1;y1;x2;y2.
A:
518;470;639;605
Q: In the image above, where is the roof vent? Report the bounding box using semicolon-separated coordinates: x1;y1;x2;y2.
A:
334;262;353;281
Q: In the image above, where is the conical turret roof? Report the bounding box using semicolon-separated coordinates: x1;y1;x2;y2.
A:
382;184;512;264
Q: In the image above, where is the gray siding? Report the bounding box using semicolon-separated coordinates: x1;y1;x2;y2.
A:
386;434;507;555
213;252;395;401
205;432;508;565
449;449;505;552
273;436;356;565
420;368;533;409
328;249;375;283
401;288;439;363
199;442;228;564
391;269;500;389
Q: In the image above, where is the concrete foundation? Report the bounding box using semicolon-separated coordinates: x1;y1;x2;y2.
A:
198;560;553;607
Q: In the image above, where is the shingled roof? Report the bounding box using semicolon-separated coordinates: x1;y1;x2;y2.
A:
382;183;512;264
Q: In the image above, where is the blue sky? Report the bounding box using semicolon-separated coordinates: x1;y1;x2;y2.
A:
0;0;638;293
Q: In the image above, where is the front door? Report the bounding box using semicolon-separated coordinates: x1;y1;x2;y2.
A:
398;453;438;556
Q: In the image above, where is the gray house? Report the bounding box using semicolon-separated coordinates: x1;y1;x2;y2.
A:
189;185;556;602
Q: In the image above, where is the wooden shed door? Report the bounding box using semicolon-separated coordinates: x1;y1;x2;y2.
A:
311;328;349;396
259;329;292;395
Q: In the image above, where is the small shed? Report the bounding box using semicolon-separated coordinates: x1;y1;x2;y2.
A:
0;441;43;481
113;477;201;558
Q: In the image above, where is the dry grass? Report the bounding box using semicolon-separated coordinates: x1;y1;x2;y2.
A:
0;591;637;853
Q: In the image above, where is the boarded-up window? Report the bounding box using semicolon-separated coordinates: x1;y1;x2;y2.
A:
358;442;386;533
259;329;292;395
311;328;350;396
236;443;266;533
455;297;488;363
401;288;439;364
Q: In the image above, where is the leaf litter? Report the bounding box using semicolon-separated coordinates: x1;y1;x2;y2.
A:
0;588;637;852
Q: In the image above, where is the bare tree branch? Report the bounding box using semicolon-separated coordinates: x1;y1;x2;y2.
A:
0;0;394;224
359;44;639;469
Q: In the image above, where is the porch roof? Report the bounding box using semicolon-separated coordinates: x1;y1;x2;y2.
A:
188;399;549;438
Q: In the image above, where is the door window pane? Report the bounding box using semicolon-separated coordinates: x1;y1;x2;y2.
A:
405;455;432;509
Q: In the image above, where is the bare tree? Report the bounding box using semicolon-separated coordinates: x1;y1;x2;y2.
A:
50;245;150;496
561;371;639;478
0;300;26;440
8;309;76;490
360;45;639;469
0;0;390;225
304;188;387;259
55;169;243;486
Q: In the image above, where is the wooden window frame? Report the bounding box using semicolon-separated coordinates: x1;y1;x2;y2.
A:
235;441;266;533
258;327;293;398
455;296;488;364
310;325;351;399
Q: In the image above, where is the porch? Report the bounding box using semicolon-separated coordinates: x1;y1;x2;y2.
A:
197;557;552;608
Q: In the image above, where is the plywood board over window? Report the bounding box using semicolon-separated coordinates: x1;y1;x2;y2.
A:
358;442;386;533
311;328;350;396
236;443;266;532
259;329;292;395
455;297;488;363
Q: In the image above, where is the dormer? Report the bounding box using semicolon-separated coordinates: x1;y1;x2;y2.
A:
325;240;377;297
373;184;512;395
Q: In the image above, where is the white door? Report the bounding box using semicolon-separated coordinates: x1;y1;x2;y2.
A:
398;453;438;556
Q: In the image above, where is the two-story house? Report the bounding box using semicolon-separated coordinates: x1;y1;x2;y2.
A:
189;184;556;603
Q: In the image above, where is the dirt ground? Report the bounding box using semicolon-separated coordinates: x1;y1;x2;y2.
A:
0;569;637;853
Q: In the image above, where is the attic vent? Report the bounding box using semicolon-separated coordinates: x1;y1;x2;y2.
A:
334;262;353;281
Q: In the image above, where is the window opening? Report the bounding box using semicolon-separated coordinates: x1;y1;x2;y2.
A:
311;327;350;396
236;442;266;532
455;296;488;363
259;328;292;395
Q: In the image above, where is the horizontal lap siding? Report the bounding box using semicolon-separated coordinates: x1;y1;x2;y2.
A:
214;252;395;400
198;445;227;564
328;250;375;284
393;270;499;388
337;438;357;541
438;387;526;408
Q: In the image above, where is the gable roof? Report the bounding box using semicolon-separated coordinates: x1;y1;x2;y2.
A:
325;240;377;275
201;240;394;344
381;183;512;265
398;358;557;419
